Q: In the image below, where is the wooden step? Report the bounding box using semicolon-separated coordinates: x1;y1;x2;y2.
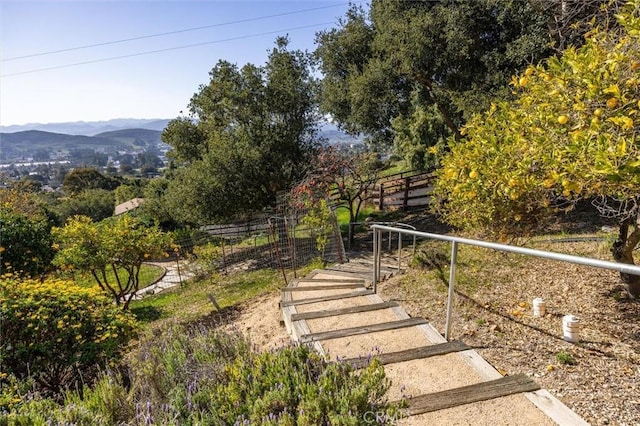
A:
280;289;375;307
295;278;365;284
329;263;396;272
282;283;365;292
300;317;428;342
401;374;540;416
341;340;470;369
291;301;399;321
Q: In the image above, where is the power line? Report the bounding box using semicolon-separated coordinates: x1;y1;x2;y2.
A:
1;2;351;62
2;22;334;77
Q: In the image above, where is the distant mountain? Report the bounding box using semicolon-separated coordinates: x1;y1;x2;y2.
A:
94;128;163;149
0;119;360;162
0;130;128;149
0;128;168;162
318;121;363;145
0;118;171;136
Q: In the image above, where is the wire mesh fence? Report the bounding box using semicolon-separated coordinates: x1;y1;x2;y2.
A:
174;194;346;284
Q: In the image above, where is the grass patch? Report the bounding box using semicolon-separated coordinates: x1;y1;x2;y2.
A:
131;256;324;326
235;233;271;248
295;257;326;277
380;163;411;177
334;205;376;226
130;268;283;325
336;205;377;237
61;263;165;290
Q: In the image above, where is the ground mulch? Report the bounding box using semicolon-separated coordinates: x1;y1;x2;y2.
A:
378;237;640;426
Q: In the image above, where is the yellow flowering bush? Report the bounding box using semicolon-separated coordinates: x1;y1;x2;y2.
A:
0;274;137;394
435;0;640;237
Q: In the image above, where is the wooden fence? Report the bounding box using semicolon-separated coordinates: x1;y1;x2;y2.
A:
372;170;435;211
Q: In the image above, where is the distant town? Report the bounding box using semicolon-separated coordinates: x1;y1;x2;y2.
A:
0;118;362;190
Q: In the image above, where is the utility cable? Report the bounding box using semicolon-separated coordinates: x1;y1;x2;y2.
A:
1;2;352;62
2;22;333;77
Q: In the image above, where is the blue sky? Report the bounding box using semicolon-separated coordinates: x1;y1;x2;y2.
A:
0;1;355;126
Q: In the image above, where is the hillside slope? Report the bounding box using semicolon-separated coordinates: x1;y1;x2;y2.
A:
0;130;126;159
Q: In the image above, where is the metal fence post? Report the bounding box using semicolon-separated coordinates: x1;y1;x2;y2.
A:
376;229;383;291
176;252;182;286
445;241;458;341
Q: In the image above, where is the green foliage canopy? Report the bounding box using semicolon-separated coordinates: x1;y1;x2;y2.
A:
0;209;54;277
0;189;56;276
137;176;177;228
62;167;121;195
162;37;319;224
114;181;144;205
55;188;115;223
316;0;553;158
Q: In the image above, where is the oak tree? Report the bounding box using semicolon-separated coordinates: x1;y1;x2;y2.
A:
315;0;552;162
162;37;319;224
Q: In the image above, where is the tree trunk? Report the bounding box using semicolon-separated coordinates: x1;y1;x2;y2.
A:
611;216;640;298
414;74;462;141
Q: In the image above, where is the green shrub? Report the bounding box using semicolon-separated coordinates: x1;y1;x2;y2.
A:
192;242;222;275
2;325;401;424
0;209;54;277
0;274;137;395
127;325;400;425
0;373;131;425
555;351;576;365
54;188;116;223
52;215;174;310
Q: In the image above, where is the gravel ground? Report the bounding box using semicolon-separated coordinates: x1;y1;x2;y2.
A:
378;238;640;426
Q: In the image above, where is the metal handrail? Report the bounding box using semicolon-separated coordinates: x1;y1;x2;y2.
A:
346;220;417;250
347;221;417;272
368;222;417;289
371;224;640;341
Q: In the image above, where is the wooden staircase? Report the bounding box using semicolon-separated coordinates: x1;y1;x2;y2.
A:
280;268;588;425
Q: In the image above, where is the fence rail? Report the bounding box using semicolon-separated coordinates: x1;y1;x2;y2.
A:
373;172;435;211
325;169;435;212
371;224;640;340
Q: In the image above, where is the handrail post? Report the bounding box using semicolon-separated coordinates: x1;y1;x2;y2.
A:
397;231;402;271
412;235;417;258
372;228;378;292
445;241;458;341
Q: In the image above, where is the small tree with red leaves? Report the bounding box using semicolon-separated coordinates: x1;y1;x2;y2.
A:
292;147;384;245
